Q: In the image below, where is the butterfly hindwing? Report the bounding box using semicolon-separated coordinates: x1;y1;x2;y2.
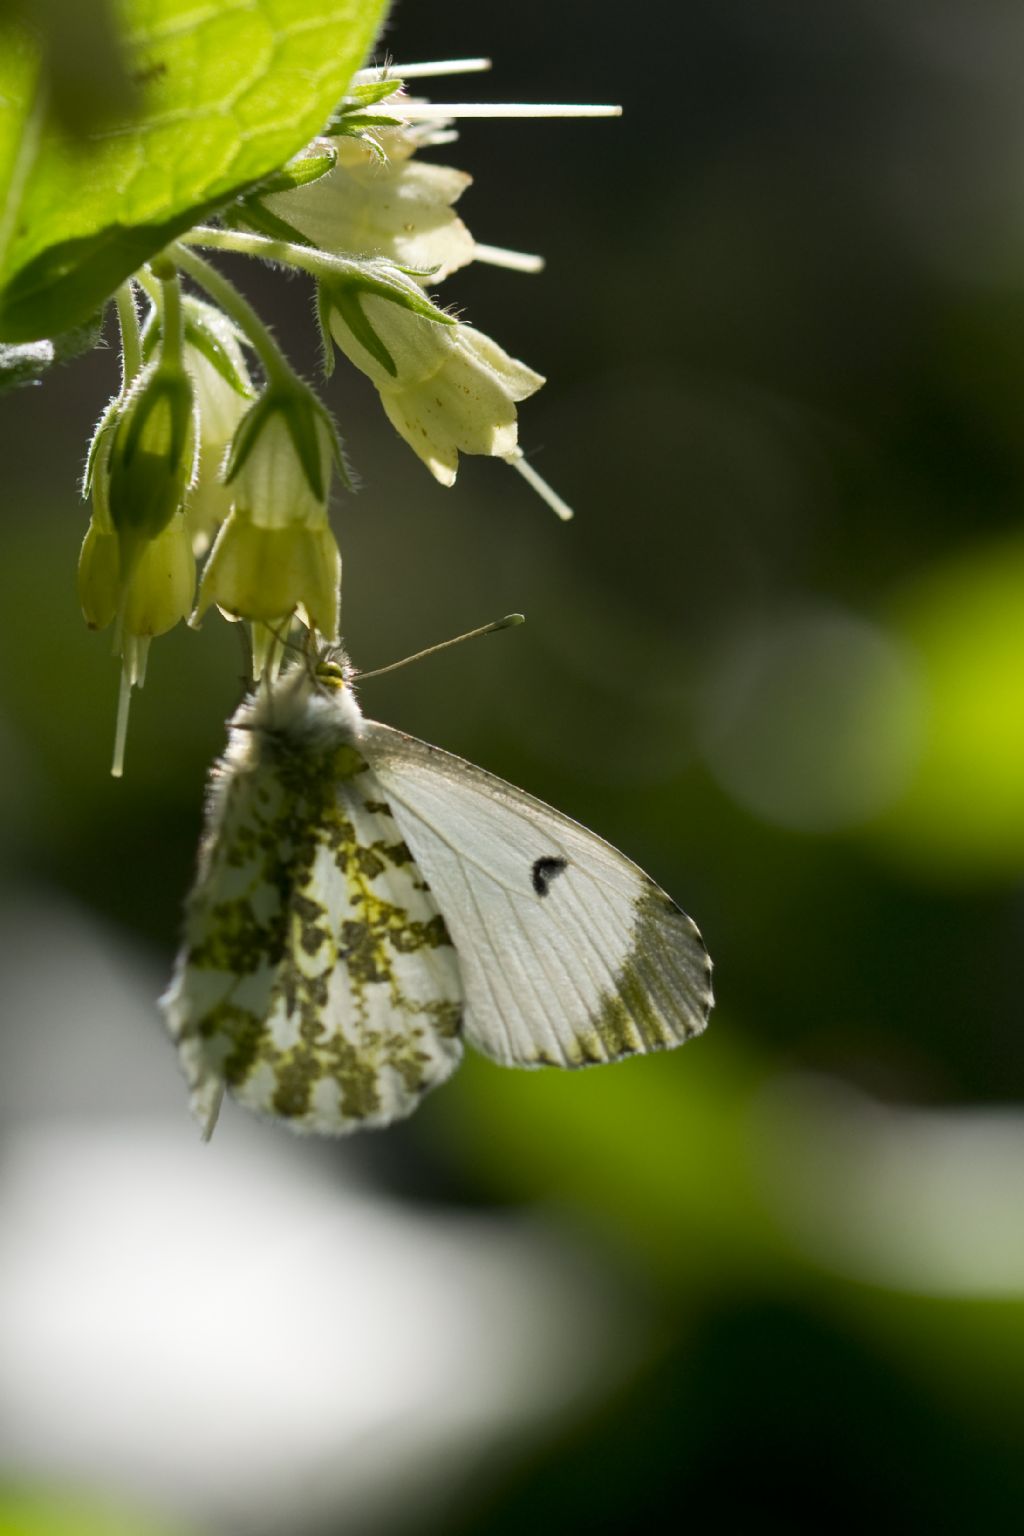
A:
162;703;464;1136
361;721;713;1071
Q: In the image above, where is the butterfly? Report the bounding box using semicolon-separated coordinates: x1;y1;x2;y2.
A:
161;649;713;1137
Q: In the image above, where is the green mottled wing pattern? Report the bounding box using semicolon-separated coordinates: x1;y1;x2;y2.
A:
162;721;464;1137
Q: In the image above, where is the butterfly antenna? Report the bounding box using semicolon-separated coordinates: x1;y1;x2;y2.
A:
357;613;525;680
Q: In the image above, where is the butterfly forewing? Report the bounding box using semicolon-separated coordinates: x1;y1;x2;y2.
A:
361;722;713;1071
162;701;464;1136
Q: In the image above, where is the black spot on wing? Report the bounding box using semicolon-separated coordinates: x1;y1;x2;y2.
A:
532;855;569;896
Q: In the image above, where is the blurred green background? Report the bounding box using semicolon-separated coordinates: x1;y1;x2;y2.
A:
3;1;1024;1531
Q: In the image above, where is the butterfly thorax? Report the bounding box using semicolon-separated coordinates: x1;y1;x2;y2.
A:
237;662;365;751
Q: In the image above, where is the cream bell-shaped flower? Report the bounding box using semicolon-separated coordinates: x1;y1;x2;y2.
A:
141;296;254;555
77;506;197;779
78;510;195;639
262;133;476;282
223;387;337;530
78;361;197;637
194;513;340;638
180;306;255;555
194;381;342;640
78;348;198;776
325;276;543;486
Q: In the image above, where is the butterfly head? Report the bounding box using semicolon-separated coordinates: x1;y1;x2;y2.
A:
234;643;363;744
312;653;352;693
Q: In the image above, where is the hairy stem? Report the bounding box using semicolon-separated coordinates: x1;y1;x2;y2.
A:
114;282;142;386
170;243;294;387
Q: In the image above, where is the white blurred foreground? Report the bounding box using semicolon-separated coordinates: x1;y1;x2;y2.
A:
0;892;632;1534
2;887;1023;1533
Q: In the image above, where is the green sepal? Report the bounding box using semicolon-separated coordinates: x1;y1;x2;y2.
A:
107;361;196;539
232;198;317;248
315;282;337;380
330;259;458;323
283;389;327;502
119;368;193;481
331;113;403;135
393;261;442;280
326;284;396;376
181;303;254;396
324;76;404;131
222;382;331;502
81;393;122;500
320;261;457;378
348;78;404;108
142;296;254;397
221;390;275;487
253;145;337;197
316;396;356;493
358;268;457;323
344;131;389;165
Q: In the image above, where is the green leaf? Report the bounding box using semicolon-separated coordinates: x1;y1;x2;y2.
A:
0;0;391;343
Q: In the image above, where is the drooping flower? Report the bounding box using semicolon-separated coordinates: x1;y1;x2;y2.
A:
196;518;340;637
194;380;343;641
322;269;543;486
178;301;255;554
78;371;196;657
260;131;476;282
79;511;195;640
79;315;198;620
77;498;197;776
76;273;201;775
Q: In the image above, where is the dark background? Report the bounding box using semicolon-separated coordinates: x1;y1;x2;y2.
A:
3;1;1024;1531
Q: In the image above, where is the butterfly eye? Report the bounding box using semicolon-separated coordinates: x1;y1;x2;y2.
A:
315;660;346;689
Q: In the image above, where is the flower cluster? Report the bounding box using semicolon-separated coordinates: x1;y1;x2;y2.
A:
75;60;617;771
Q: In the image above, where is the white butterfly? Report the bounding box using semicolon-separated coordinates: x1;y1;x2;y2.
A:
161;653;713;1137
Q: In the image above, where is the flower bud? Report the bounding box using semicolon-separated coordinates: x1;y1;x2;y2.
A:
107;357;196;546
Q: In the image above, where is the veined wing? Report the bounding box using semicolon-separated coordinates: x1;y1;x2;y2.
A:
361;721;713;1071
161;726;464;1136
